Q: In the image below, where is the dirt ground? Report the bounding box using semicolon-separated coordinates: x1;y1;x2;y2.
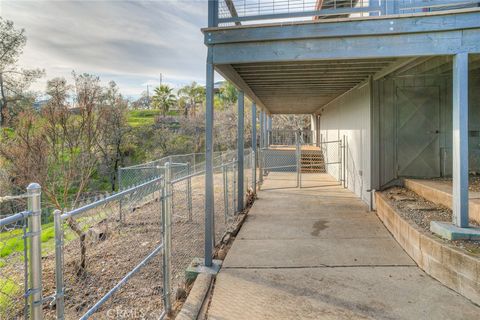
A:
382;187;480;256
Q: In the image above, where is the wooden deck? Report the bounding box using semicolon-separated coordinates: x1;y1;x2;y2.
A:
269;145;321;151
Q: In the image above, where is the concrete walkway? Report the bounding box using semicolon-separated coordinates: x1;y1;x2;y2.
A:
206;173;480;319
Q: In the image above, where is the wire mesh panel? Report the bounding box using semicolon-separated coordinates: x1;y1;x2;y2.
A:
218;0;378;25
170;172;205;296
319;140;343;182
0;202;29;320
269;130;314;146
51;178;164;319
261;148;297;172
216;0;478;25
259;147;299;189
119;164;163;191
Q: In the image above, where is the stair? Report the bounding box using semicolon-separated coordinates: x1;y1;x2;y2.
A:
300;148;326;173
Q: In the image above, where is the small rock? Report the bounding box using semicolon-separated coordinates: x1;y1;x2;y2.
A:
175;286;187;301
217;248;227;260
391;194;415;202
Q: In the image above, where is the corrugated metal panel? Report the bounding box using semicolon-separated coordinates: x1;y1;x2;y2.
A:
319;82;371;205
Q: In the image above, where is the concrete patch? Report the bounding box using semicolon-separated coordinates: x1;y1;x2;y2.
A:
430;221;480;240
176;273;212;320
208;267;480;320
223;238;415;268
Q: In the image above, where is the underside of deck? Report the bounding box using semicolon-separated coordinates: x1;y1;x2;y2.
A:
205;9;480;114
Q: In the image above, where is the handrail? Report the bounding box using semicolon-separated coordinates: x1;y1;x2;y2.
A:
62;177;162;219
215;0;480;26
0;210;31;227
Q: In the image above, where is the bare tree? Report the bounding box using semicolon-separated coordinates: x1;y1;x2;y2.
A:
0;73;102;273
0;18;44;126
96;81;130;191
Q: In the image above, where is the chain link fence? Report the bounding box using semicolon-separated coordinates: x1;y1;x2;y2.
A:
259;134;344;189
319;139;343;182
0;199;29;320
1;148;255;320
268;129;314;146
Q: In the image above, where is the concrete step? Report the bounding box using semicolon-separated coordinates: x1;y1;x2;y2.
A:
404;179;480;223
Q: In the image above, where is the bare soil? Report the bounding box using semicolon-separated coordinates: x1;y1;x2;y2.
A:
382;187;480;256
35;172;251;320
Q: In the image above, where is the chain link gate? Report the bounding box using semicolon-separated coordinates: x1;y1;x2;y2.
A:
259;132;344;189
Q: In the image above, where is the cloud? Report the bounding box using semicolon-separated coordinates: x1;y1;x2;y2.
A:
0;0;210;98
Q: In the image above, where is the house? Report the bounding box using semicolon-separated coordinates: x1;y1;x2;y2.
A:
200;0;480;252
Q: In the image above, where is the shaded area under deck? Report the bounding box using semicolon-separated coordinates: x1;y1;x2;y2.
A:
206;173;480;319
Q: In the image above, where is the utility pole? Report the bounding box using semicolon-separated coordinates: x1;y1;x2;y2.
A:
146;85;150;109
160;73;163;86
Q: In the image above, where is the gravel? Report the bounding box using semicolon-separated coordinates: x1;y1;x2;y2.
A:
434;175;480;192
382;187;480;256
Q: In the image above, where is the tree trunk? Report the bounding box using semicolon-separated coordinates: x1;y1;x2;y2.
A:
0;73;6;127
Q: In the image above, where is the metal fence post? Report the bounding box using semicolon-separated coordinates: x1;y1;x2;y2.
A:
118;167;123;223
222;162;229;223
296;133;301;188
53;210;65;320
187;163;193;221
338;139;342;184
343;135;347;188
251;149;256;193
162;162;172;314
232;161;237;213
258;148;263;189
27;183;43;320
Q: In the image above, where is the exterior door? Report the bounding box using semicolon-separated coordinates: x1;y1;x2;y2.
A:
396;86;440;178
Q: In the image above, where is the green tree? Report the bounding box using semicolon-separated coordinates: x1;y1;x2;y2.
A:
152;84;176;116
178;81;205;117
0;18;44;126
217;81;238;110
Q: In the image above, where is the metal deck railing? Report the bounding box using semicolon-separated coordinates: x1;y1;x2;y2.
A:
213;0;480;26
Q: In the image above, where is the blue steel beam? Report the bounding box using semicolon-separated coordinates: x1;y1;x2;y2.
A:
452;52;470;228
237;91;245;212
251;102;257;193
204;10;480;45
205;46;215;267
211;29;480;64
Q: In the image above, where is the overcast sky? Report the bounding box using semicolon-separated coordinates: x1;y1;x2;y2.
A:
0;0;210;99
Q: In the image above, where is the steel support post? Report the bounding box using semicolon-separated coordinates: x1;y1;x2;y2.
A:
259;111;264;149
27;183;43;320
452;52;470;228
267;115;272;147
251;102;257;193
53;210;65;320
237;91;245;212
162;162;172;313
264;113;268;148
296;133;301;188
204;46;215;267
232;161;237;213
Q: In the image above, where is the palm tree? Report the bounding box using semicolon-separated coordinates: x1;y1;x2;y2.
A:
178;82;205;117
152;84;176;116
217;82;238;109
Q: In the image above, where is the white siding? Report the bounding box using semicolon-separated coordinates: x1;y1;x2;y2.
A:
319;82;371;205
